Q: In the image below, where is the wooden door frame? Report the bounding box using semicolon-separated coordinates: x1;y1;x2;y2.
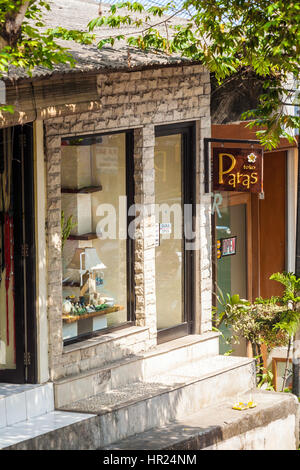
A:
213;191;255;358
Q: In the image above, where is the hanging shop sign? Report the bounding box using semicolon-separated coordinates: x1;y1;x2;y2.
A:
212;148;263;193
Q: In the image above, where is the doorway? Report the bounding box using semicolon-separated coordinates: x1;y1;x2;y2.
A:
213;151;287;357
0;124;36;384
154;123;195;343
214;192;252;355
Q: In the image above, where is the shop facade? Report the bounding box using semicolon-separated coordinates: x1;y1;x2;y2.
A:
0;61;298;450
0;62;213;386
0;0;298;447
210;123;299;374
0;68;298;388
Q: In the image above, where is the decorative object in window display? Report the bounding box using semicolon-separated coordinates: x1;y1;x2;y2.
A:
62;245;121;339
67;247;106;289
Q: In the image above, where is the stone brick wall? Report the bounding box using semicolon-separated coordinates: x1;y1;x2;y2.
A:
133;125;157;339
195;121;213;334
44;63;212;381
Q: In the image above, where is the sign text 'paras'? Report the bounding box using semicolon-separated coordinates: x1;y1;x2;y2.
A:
212;148;263;193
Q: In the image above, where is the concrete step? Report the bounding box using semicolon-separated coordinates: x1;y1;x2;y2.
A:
58;355;256;447
54;332;220;408
102;390;299;451
0;382;54;427
0;382;98;450
0;410;97;450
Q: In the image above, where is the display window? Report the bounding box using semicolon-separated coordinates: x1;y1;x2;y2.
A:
61;132;134;343
154;133;184;330
154;123;196;343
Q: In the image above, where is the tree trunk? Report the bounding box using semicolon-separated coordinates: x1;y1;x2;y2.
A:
0;1;31;49
257;343;264;370
282;337;292;392
292;331;300;396
251;342;261;385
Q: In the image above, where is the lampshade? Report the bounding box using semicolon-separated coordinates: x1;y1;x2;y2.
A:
84;248;106;270
67;247;106;271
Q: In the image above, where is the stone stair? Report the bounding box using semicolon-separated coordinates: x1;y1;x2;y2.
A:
57;354;256;448
54;332;220;408
1;333;298;450
102;389;299;451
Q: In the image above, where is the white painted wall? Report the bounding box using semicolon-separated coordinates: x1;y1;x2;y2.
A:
34;120;49;383
286;147;298;273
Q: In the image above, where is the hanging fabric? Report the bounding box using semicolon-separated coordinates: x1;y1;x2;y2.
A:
1;128;15;350
4;213;12;345
0;176;3;283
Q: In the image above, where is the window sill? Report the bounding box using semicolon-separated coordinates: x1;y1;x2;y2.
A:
63;324;148;354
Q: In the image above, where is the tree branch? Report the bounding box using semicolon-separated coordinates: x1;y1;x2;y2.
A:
95;7;184;42
0;0;31;48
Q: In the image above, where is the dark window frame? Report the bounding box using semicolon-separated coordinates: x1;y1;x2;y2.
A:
155;122;196;344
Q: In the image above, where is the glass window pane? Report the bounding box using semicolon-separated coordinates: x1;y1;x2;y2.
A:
215;194;247;354
154;134;183;330
61;133;127;341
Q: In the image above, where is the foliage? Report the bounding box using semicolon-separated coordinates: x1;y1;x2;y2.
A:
89;0;300;149
268;272;300;392
61;210;76;251
0;1;95;81
213;289;289;353
1;1;299;148
214;272;300;391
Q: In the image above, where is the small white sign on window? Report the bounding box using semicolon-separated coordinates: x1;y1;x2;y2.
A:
160;223;172;235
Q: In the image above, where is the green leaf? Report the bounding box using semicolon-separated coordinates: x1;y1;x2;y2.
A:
86;0;300;149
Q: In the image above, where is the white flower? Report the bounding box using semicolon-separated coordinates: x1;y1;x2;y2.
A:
247;153;257;163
